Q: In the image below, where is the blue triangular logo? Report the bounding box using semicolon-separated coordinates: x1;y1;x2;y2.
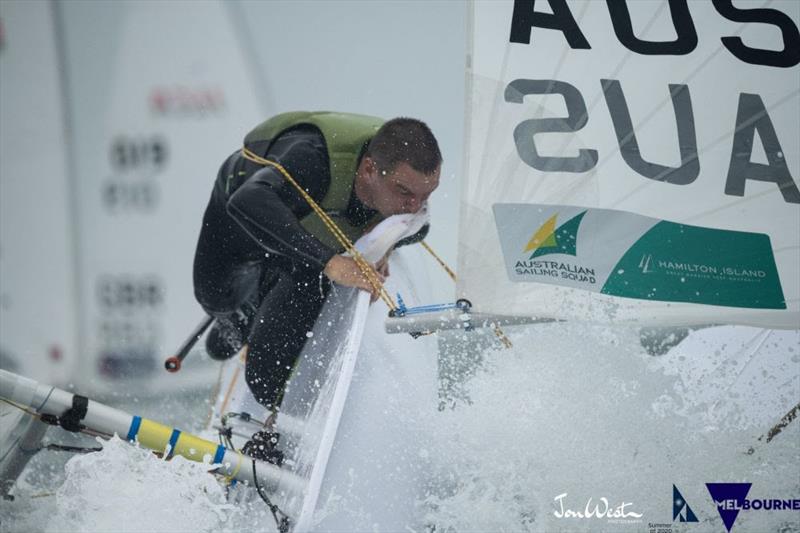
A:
706;483;751;532
673;485;698;522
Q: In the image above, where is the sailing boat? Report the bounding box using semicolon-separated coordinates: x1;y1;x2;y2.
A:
208;3;799;530
1;1;798;531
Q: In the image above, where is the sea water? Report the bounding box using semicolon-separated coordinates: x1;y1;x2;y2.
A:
418;324;800;532
1;324;798;532
1;260;798;533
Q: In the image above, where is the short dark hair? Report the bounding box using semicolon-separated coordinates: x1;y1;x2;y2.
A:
365;117;442;175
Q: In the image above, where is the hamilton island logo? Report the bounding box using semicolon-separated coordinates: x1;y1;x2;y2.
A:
673;485;698;523
523;211;586;259
639;254;654;273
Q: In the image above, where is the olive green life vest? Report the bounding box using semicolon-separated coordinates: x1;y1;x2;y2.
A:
244;111;385;253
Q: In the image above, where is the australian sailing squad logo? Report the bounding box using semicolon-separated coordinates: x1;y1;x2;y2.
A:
514;211;597;285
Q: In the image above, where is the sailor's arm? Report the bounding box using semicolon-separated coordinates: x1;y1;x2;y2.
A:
394;223;429;249
226;165;336;270
228;175;385;300
225;128;337;270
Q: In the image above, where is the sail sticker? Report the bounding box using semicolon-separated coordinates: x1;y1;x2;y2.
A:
494;204;786;310
524;211;586;259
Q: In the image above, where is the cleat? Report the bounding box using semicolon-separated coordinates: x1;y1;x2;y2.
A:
241;430;284;466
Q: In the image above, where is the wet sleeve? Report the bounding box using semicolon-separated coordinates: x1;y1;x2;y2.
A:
225;134;337;270
394;224;430;249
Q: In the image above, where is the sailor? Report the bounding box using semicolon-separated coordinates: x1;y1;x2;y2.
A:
193;111;441;420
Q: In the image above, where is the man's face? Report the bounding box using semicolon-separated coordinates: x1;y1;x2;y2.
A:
368;160;440;217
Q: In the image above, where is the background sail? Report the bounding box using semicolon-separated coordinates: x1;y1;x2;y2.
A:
1;0;465;395
460;0;800;328
56;1;266;393
0;1;78;385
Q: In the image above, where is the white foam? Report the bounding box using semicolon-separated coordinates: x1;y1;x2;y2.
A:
2;248;797;532
419;323;800;532
45;436;246;533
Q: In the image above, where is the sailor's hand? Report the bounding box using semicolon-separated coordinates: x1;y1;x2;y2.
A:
323;255;385;301
375;252;391;278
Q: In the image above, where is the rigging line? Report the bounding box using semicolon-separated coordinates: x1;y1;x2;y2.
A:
417;241;513;348
607;88;799;211
241;149;395;309
252;460;291;533
420;241;456;282
226;200;332;268
0;398;112;442
2;398;40;419
203;360;228;430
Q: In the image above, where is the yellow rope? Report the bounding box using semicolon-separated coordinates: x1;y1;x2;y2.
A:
1;397;39;419
493;325;513;349
419;240;456;282
241;148;396;311
242;147;511;348
419;240;513;348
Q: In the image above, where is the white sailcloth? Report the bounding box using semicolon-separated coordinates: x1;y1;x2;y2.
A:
0;0;78;385
461;0;800;328
55;0;267;393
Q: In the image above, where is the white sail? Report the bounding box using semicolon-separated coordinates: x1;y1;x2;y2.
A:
460;0;800;328
55;0;267;392
0;1;78;385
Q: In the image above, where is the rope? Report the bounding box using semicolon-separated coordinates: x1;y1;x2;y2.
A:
241;147;396;311
419;240;456;282
216;412;290;531
493;324;513;349
1;398;40;419
252;460;292;533
0;398;110;445
242;147;511;347
419;241;513;348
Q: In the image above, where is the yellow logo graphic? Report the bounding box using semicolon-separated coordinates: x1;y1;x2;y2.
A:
524;214;558;254
523;211;586;259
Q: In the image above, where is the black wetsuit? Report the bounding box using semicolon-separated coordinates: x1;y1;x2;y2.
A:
193;125;378;409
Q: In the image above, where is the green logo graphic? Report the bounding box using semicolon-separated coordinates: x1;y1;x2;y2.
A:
601;221;786;309
523;211;587;259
